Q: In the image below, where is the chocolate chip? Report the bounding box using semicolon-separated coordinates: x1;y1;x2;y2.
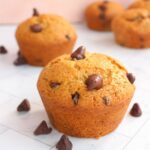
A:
130;103;142;117
34;120;52;136
17;99;30;112
72;92;80;105
102;96;110;106
86;74;103;90
33;8;39;16
50;82;61;88
71;46;86;60
30;24;42;33
99;5;106;11
127;73;135;84
0;46;7;54
14;54;27;66
56;135;72;150
17;50;21;56
65;35;71;40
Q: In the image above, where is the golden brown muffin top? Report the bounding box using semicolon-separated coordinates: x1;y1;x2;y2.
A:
38;47;135;110
129;0;150;11
112;9;150;33
16;14;76;45
85;1;124;21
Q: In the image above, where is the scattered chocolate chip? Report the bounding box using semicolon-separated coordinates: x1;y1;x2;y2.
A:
99;5;106;11
65;35;71;40
102;96;110;106
50;82;61;88
130;103;142;117
127;73;135;84
17;99;30;112
56;135;72;150
71;46;86;60
17;50;21;56
14;54;27;66
33;8;39;16
71;92;80;105
0;46;7;54
86;74;103;91
34;120;52;135
30;24;42;33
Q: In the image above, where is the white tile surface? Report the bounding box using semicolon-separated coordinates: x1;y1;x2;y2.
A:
50;133;129;150
0;99;48;134
0;91;16;105
0;24;150;150
124;119;150;150
0;130;50;150
0;124;8;134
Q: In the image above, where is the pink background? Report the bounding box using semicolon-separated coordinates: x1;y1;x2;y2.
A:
0;0;135;24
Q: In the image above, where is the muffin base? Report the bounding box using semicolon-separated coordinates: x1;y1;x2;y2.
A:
41;95;132;138
18;38;76;66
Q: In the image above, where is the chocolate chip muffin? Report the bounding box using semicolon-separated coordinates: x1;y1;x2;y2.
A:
112;9;150;48
37;46;135;138
85;1;124;31
129;0;150;11
16;14;77;66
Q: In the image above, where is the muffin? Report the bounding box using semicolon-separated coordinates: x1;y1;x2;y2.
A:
37;46;135;138
112;9;150;48
16;14;77;66
85;1;124;31
129;0;150;11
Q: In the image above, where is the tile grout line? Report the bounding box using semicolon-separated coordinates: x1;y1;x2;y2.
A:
122;117;150;150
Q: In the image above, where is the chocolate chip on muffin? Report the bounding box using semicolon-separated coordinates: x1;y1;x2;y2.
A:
30;24;42;33
127;73;135;84
56;135;72;150
50;82;61;89
0;46;8;54
34;120;52;135
71;92;80;105
65;35;71;40
17;99;30;112
130;103;142;117
99;5;107;11
102;96;111;106
71;46;86;60
33;8;39;16
86;74;103;90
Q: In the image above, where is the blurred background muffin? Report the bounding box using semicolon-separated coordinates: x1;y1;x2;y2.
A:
16;13;77;66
